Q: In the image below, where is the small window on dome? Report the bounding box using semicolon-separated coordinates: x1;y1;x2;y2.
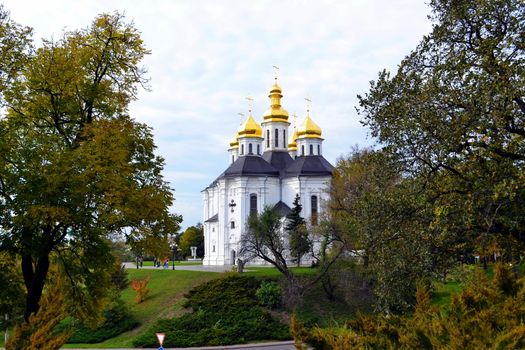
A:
249;143;253;154
241;144;244;155
267;130;270;147
317;144;320;155
310;144;313;155
283;130;286;147
275;128;279;147
302;145;305;156
257;144;260;155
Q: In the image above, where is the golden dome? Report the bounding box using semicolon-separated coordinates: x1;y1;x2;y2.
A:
262;81;289;123
297;114;322;139
229;133;239;148
288;129;298;151
238;114;263;138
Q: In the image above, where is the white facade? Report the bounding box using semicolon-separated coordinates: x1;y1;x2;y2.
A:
202;82;334;266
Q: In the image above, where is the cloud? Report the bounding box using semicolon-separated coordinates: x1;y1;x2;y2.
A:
3;0;433;229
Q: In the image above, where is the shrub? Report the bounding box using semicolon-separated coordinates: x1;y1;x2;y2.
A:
133;275;290;347
293;264;525;349
131;275;150;304
256;281;282;308
111;262;129;291
62;299;138;343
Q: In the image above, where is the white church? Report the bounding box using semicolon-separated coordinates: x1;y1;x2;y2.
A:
202;80;334;266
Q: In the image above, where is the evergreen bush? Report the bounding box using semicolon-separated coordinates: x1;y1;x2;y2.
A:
133;275;290;347
291;264;525;349
256;281;282;308
58;298;137;344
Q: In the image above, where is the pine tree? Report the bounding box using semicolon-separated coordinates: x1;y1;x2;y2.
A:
286;195;311;267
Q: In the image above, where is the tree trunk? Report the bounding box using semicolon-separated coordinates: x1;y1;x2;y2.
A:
22;254;50;322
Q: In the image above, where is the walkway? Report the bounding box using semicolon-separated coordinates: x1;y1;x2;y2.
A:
64;340;296;350
123;262;236;272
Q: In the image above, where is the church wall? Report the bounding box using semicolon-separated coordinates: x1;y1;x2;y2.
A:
282;176;331;221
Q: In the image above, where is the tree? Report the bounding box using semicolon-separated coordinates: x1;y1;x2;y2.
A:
241;207;292;279
6;266;71;350
0;5;32;99
358;0;525;249
178;224;204;259
241;207;345;304
0;12;180;324
0;252;25;327
286;194;310;267
327;148;457;312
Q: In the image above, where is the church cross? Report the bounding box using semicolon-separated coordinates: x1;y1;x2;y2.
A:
245;96;254;114
305;97;312;114
272;65;279;81
229;199;237;213
238;112;244;125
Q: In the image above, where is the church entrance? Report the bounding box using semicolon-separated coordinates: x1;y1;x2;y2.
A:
231;250;236;265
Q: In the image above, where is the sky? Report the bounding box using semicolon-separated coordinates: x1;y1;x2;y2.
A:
3;0;433;231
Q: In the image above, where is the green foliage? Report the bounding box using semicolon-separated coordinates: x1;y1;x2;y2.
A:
132;275;290;347
183;274;260;311
6;272;71;350
294;264;525;349
358;0;525;250
110;261;129;291
0;8;180;323
329;148;443;313
0;252;24;323
0;5;32;96
286;194;310;267
178;224;204;259
241;207;290;276
60;299;137;344
256;281;282;309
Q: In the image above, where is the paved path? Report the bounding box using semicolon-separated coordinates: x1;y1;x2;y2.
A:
64;340;296;350
123;262;237;272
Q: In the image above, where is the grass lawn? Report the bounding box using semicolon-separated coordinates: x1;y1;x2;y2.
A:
243;266;318;277
63;268;217;348
432;280;463;308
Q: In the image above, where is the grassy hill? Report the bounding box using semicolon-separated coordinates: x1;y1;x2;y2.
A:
63;267;218;348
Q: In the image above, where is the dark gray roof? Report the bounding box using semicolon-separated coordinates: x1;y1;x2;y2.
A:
262;151;294;176
273;201;292;216
283;155;335;177
204;214;218;223
221;155;280;178
203;154;334;191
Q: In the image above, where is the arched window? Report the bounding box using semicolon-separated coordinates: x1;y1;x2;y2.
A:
250;194;257;216
231;221;235;229
241;144;244;155
283;130;286;147
275;128;279;147
257;144;260;155
311;195;318;226
309;144;313;155
248;143;253;154
266;130;270;147
301;145;305;156
317;144;320;155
